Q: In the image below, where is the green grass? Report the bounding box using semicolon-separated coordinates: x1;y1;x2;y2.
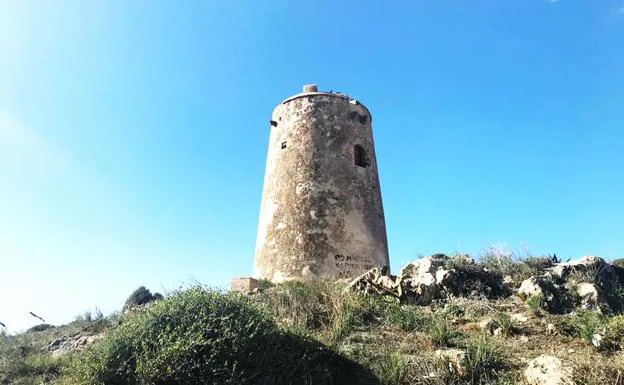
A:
386;304;428;332
70;285;379;385
525;294;546;315
368;352;408;385
426;316;462;347
493;312;516;337
0;317;111;385
463;336;507;384
570;311;604;347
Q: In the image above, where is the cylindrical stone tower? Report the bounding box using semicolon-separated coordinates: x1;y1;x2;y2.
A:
253;84;389;282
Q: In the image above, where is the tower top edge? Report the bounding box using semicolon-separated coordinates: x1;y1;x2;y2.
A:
279;90;372;121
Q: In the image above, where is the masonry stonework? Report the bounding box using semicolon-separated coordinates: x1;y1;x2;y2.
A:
253;85;389;282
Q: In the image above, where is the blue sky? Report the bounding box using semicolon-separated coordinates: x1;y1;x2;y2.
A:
1;0;623;332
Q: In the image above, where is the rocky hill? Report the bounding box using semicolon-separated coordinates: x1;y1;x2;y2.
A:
2;253;624;384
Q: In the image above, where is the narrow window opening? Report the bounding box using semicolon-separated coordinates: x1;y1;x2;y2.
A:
281;141;287;149
354;145;368;167
270;120;278;127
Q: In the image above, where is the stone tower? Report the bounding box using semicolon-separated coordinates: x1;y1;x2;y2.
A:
253;84;389;282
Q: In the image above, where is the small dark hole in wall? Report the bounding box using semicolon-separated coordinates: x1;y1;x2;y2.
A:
270;120;278;127
281;141;287;149
348;111;358;120
358;115;367;124
354;145;369;167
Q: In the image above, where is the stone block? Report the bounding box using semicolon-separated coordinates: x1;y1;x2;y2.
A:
230;277;259;293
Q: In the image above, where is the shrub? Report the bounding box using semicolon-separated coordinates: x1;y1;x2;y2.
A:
522;256;554;271
479;245;534;283
122;286;163;312
444;255;473;270
71;286;379;385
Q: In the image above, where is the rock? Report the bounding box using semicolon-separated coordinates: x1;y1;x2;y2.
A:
435;348;467;376
520;335;529;342
45;332;105;357
551;256;610;280
404;272;443;305
519;277;546;299
435;268;455;286
511;313;529;323
592;333;604;349
519;276;574;313
575;283;599;309
524;355;574;385
504;275;514;285
400;255;448;278
571;282;613;313
347;267;402;299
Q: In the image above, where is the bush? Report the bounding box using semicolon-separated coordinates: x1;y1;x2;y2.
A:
522;256;554;271
122;286;163;312
479;246;534;283
71;286;379;385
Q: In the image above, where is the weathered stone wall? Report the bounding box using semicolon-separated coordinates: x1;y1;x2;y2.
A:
253;87;389;282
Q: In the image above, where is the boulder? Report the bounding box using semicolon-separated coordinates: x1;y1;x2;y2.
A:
400;255;448;278
404;272;443;305
519;276;575;313
519;276;546;299
551;256;610;280
524;355;574;385
574;282;607;312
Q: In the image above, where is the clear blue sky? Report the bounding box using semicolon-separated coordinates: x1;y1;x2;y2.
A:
1;0;623;332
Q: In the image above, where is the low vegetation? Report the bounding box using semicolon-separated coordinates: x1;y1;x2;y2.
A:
3;253;624;385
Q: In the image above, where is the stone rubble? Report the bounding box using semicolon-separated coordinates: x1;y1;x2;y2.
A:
347;254;624;315
43;333;105;357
